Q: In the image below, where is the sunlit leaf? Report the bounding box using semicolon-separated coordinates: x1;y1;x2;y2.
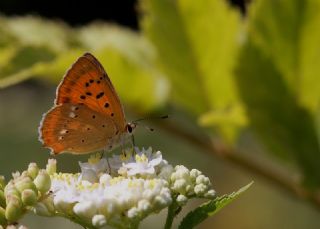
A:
236;0;320;186
0;46;56;88
0;16;168;112
141;0;245;141
2;16;70;52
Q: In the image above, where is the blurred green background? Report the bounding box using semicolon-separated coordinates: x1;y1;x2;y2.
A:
1;0;320;228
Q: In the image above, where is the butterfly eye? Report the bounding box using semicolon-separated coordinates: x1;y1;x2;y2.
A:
126;123;136;134
126;124;133;133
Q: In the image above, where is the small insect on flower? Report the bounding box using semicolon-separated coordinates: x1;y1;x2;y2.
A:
39;53;137;155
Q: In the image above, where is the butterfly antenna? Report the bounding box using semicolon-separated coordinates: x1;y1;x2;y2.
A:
142;125;154;132
132;115;168;132
133;115;169;123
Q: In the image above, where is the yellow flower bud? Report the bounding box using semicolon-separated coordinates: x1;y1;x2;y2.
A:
33;195;55;217
4;187;20;204
0;206;7;226
46;159;56;175
0;176;5;189
27;163;39;180
0;190;5;208
5;196;23;222
33;170;51;195
15;177;37;194
21;189;38;206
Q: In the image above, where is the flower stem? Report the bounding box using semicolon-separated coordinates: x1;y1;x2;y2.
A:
164;199;179;229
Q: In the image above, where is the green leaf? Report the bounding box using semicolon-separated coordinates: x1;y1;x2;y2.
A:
236;0;320;187
179;182;253;229
141;0;245;141
0;16;168;112
0;16;68;88
1;16;71;52
0;46;57;88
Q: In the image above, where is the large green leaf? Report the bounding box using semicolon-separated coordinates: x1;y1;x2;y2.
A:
178;182;253;229
0;16;168;112
247;0;320;113
140;0;245;141
236;0;320;187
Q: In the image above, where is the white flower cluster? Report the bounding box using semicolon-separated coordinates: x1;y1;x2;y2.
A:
46;173;171;228
170;166;216;206
0;147;216;229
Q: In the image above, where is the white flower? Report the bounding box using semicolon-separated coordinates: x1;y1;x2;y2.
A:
108;149;135;172
92;214;107;227
79;154;109;183
119;147;164;177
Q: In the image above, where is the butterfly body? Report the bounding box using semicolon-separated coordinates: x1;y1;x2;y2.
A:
39;53;134;155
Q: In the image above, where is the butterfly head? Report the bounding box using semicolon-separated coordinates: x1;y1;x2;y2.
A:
126;122;137;135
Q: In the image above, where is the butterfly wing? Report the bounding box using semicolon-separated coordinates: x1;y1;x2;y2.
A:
39;103;120;154
55;53;126;130
39;53;127;155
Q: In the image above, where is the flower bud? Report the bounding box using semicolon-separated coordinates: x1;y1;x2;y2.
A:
4;186;20;203
0;206;7;226
137;199;151;213
12;172;20;180
33;170;51;194
6;226;16;229
73;201;96;220
5;196;23;222
53;195;74;215
33;193;55;217
92;214;107;227
127;207;139;219
21;189;38;206
153;195;169;209
190;169;201;180
20;171;30;179
0;176;5;190
18;225;28;229
172;179;187;194
196;175;210;185
46;159;56;175
204;189;216;199
176;194;188;206
0;190;5;208
194;184;208;196
27;163;39;180
15;177;37;194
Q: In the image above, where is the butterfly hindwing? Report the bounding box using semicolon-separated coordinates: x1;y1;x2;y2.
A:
39;103;120;154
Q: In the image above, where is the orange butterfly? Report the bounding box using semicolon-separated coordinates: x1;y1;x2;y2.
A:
39;53;136;155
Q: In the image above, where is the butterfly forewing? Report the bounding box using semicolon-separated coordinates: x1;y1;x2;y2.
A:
55;53;126;131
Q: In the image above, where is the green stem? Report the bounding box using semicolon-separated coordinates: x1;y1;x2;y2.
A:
164;199;179;229
56;212;97;229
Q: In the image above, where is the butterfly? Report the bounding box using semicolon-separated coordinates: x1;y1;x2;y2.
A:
39;53;136;155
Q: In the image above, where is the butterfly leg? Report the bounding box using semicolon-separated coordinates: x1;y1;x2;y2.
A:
103;148;112;174
131;134;138;155
121;144;130;162
98;151;104;159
